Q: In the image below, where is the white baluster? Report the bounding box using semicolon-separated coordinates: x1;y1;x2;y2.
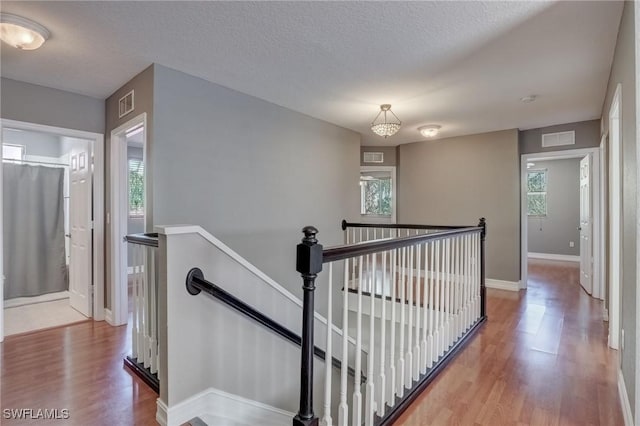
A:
365;253;376;425
445;238;451;350
389;248;397;405
398;247;406;396
420;242;429;374
406;245;413;387
322;263;334;426
143;246;150;368
433;240;440;361
427;241;435;368
338;259;349;426
352;255;364;426
131;245;139;360
414;241;422;381
150;248;158;374
378;250;387;416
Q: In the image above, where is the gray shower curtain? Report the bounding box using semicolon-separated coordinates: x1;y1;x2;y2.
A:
3;163;67;299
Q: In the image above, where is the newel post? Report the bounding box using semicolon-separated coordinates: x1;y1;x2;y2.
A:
479;218;487;319
293;226;323;426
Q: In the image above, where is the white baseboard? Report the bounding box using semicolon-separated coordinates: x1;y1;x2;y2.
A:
104;309;114;325
155;387;294;426
603;307;609;322
618;369;634;426
528;252;580;262
485;279;520;292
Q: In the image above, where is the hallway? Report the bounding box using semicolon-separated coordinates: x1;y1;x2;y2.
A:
396;259;623;425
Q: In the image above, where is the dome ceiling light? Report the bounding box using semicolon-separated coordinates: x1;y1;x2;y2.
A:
418;125;441;138
0;13;50;50
371;104;401;138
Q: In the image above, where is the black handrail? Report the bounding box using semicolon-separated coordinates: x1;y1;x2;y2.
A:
342;219;469;231
125;233;159;247
184;267;363;383
325;226;482;263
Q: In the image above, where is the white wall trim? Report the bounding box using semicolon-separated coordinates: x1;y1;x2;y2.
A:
618;369;634;426
527;252;580;262
609;83;622;351
485;279;520;292
155;387;294;426
0;119;105;341
520;147;603;293
104;308;114;325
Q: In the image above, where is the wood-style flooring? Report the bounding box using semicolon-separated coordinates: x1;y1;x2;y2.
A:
1;260;622;425
395;259;623;425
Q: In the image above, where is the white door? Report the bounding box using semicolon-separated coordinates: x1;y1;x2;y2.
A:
579;154;593;295
69;144;92;317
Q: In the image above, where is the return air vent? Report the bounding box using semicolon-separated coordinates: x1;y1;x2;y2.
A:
542;131;575;148
363;152;384;163
118;90;135;118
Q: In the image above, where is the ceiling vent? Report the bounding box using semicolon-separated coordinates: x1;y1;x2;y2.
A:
541;130;575;148
118;90;135;118
363;152;384;163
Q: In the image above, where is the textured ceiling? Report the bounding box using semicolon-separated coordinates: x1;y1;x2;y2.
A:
0;1;623;145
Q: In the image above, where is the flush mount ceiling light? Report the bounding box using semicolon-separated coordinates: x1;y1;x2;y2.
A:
371;104;401;138
418;125;441;138
0;13;50;50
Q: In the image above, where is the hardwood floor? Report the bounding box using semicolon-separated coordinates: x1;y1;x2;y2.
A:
395;259;623;425
0;260;623;425
0;321;157;425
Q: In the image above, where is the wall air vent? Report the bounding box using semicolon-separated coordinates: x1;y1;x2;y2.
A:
541;130;575;148
363;152;384;163
118;90;135;118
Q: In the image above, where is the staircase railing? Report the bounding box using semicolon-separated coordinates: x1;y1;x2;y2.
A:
124;232;160;393
293;219;487;426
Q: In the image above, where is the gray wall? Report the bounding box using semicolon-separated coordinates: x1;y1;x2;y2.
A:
152;65;361;321
397;129;520;282
105;65;154;308
519;119;601;155
0;78;104;134
527;159;580;256
601;1;637;414
2;129;61;158
360;146;397;166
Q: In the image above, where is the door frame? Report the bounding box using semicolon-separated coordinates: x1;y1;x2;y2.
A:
0;119;105;342
109;113;147;326
520;147;603;296
608;84;622;351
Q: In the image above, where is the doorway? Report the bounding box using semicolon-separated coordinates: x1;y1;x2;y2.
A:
0;119;105;341
520;147;603;299
109;113;147;326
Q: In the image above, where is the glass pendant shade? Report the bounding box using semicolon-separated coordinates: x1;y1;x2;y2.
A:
0;14;50;50
371;104;401;138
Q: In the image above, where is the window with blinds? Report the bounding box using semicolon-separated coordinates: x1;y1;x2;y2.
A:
128;158;144;217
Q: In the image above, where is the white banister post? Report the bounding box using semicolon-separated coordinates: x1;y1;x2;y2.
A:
420;242;429;374
321;263;333;426
398;247;406;396
414;240;422;381
389;248;397;405
406;245;414;387
365;252;376;426
378;250;387;416
338;259;349;426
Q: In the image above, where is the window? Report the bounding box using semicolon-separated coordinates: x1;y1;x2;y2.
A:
128;158;144;217
2;144;25;162
527;170;547;216
360;174;392;216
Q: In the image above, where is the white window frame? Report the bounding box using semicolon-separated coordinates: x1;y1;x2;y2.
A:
128;157;144;218
360;165;396;224
526;169;548;217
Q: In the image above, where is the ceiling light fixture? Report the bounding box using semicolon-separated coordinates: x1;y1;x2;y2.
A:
371;104;401;138
418;125;441;138
520;95;537;104
0;13;50;50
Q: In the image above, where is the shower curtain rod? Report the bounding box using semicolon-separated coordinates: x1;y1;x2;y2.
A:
2;158;69;167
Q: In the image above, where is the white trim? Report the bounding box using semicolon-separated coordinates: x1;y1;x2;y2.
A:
104;308;114;325
636;6;640;417
4;291;69;308
603;307;609;322
608;84;622;351
527;252;580;263
156;224;355;344
618;369;634;426
485;279;520;292
155;387;294;426
127;266;144;275
521;147;603;294
360;165;397;224
597;134;607;301
110;113;147;326
0;119;105;342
